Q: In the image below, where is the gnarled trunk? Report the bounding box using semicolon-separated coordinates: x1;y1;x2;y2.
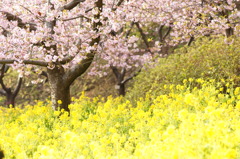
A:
47;67;70;112
49;82;71;112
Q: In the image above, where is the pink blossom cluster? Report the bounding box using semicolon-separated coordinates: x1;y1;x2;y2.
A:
0;0;239;75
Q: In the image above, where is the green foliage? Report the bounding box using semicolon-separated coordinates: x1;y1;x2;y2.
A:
127;36;240;101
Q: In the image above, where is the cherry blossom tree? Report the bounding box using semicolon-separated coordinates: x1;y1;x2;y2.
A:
0;0;104;112
89;23;152;96
0;0;152;111
104;0;240;96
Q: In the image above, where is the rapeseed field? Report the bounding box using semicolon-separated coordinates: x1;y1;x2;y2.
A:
0;78;240;159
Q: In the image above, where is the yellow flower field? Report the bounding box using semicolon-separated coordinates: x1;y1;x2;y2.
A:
0;79;240;159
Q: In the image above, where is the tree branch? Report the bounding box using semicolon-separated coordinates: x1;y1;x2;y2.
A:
163;26;172;41
0;11;37;31
62;14;91;21
19;5;44;22
59;0;86;11
116;0;124;7
0;60;48;67
111;66;120;79
64;0;103;87
110;27;124;36
64;52;95;86
112;0;125;11
121;68;141;84
159;25;172;43
13;76;23;98
187;36;194;46
111;67;127;85
125;22;134;38
0;89;6;96
0;64;9;73
120;68;126;78
0;26;10;37
59;38;82;64
158;25;164;42
0;65;9;93
134;22;152;53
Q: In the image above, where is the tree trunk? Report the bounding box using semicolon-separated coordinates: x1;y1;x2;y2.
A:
118;83;125;96
225;27;234;37
49;83;70;113
6;92;15;108
47;67;70;112
45;0;102;113
111;67;127;96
